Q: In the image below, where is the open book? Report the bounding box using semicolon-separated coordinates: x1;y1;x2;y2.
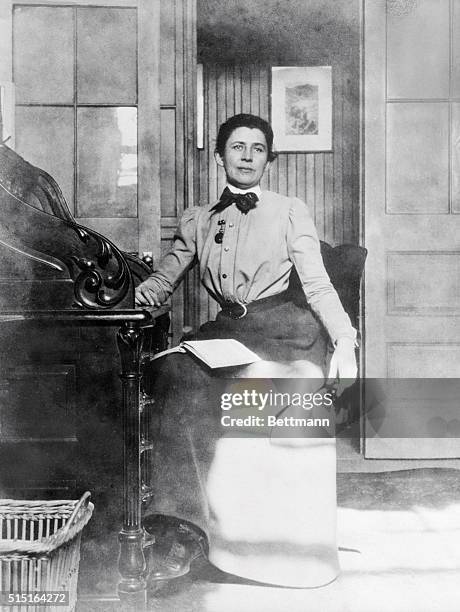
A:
150;339;262;369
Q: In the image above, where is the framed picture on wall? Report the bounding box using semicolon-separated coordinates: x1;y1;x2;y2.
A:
271;66;332;152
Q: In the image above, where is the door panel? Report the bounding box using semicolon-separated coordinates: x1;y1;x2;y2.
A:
387;103;449;214
13;5;74;104
387;343;460;378
386;0;449;99
15;106;75;209
364;0;460;458
10;1;160;256
76;106;138;218
76;7;137;104
387;251;460;315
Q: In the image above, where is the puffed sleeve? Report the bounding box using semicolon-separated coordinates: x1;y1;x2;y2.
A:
142;207;199;302
287;198;356;345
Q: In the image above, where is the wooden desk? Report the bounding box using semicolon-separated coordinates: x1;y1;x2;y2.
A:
0;307;169;610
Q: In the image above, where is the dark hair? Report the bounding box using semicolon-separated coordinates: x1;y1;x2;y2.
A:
215;114;277;162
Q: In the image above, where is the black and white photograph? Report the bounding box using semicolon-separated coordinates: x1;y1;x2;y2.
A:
271;65;332;151
0;1;459;611
286;82;319;135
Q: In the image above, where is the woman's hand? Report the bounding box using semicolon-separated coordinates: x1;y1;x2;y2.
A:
327;337;357;395
135;278;163;307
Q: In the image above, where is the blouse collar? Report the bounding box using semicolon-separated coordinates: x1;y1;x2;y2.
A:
225;183;262;198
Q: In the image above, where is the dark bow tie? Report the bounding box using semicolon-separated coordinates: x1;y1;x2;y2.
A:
211;187;258;215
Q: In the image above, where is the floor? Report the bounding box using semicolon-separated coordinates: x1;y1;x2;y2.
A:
337;433;460;472
77;464;460;612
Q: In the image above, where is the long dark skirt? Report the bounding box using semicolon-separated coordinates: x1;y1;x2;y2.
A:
196;299;329;364
144;299;329;533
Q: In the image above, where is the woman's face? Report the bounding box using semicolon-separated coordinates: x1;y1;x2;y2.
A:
214;126;270;189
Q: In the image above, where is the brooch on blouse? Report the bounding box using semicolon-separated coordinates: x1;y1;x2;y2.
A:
214;219;226;244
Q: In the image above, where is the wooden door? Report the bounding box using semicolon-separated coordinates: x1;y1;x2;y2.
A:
364;0;460;458
0;0;198;402
1;0;159;256
0;0;196;345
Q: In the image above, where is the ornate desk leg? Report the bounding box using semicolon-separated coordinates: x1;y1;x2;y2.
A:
117;321;147;610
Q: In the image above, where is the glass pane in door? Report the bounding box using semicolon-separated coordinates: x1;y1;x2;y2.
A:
77;107;137;218
76;7;137;104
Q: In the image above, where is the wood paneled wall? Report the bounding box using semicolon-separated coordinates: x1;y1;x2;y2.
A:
194;63;360;326
198;64;359;244
159;0;197;342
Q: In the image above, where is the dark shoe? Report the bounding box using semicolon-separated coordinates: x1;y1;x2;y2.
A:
144;514;208;581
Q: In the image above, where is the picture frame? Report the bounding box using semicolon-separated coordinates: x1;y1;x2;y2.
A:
271;66;332;152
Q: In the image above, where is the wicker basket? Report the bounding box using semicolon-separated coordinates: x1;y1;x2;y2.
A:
0;492;94;612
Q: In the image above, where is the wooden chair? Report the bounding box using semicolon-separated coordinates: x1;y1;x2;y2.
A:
287;240;367;331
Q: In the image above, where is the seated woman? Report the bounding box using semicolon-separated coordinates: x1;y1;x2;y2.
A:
135;113;357;588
